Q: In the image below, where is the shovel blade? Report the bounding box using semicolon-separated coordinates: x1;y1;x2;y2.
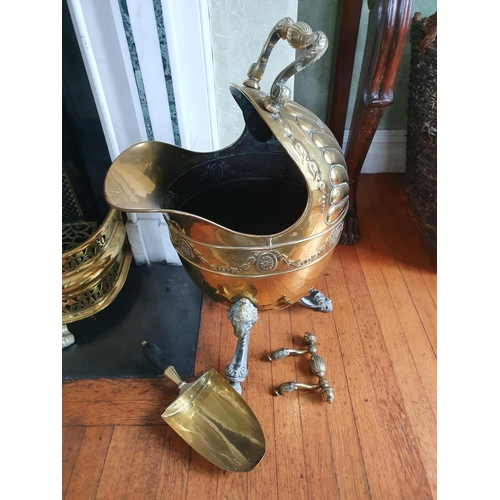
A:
162;369;265;472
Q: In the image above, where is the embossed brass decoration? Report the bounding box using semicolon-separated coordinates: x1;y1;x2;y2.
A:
104;19;348;390
62;209;132;325
270;332;334;403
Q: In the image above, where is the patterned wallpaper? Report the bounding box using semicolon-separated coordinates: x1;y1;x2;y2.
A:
294;0;437;131
208;0;299;148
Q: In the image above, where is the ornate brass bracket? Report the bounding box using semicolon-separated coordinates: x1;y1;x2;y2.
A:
268;332;334;403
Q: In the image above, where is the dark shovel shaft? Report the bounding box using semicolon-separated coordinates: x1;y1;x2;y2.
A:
142;341;169;373
142;341;185;387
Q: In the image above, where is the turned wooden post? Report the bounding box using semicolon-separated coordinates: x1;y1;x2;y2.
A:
328;0;364;145
333;0;414;244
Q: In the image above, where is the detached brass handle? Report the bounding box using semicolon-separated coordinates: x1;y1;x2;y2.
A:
275;379;334;403
268;331;317;360
269;332;334;403
243;18;328;112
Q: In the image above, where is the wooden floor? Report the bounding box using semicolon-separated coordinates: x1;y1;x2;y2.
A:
63;174;437;500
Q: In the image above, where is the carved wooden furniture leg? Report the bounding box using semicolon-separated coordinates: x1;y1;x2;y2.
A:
328;0;364;144
340;0;414;244
225;298;259;394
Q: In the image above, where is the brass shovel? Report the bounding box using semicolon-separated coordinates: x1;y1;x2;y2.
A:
142;341;266;472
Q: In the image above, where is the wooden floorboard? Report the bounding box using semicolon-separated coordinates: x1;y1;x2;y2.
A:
64;426;113;500
300;275;371;500
156;428;191;500
62;378;179;426
327;249;407;500
245;313;279;500
267;308;309;500
95;426;139;500
123;426;166;500
63;174;437;500
62;426;86;498
367;176;437;354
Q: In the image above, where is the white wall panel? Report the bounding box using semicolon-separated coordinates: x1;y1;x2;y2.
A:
126;0;176;144
208;0;299;148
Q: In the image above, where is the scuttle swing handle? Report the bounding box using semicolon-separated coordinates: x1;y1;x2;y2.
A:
243;17;328;112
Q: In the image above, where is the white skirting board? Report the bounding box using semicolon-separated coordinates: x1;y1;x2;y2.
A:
127;214;181;266
343;129;407;173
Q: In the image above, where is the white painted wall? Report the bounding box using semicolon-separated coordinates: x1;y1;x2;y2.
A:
207;0;298;148
161;0;219;152
343;130;407;173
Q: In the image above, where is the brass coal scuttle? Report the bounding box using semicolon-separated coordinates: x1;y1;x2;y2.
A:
104;18;349;392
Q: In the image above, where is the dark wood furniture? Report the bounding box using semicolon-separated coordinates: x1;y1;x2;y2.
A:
329;0;414;244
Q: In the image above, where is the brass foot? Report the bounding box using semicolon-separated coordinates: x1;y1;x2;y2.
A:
225;298;259;394
62;324;75;349
339;209;360;245
299;289;333;313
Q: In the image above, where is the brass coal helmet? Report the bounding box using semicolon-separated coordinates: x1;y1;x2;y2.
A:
104;18;349;392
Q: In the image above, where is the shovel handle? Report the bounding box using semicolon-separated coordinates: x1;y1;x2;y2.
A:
142;341;185;387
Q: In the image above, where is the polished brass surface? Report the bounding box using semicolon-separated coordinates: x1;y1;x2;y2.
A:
104;19;347;391
243;18;329;113
268;346;308;361
160;367;266;472
275;379;334;403
268;331;318;360
270;332;334;402
163;365;186;388
62;221;97;253
62;209;132;324
104;22;348;311
275;380;319;395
